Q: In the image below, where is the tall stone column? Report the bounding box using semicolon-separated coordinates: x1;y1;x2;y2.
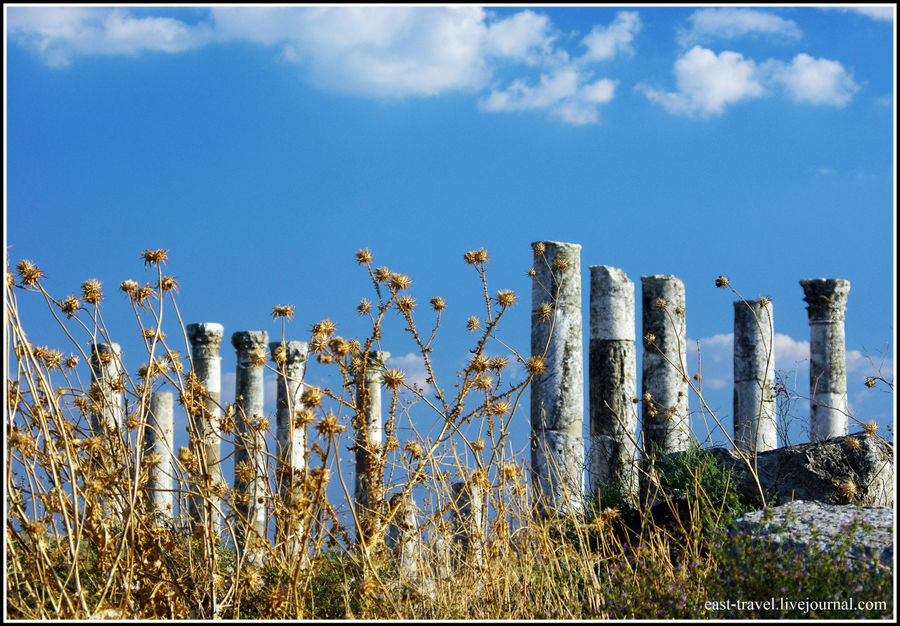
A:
530;241;584;516
355;350;389;540
589;266;638;499
733;299;777;453
449;480;484;568
270;340;309;560
144;391;175;517
386;495;421;581
640;275;690;458
89;342;124;433
800;279;850;442
186;323;225;533
231;330;269;560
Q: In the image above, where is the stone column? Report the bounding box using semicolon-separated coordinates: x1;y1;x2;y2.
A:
144;391;175;517
800;279;850;442
640;275;690;458
355;350;389;539
733;299;777;453
89;342;124;433
589;266;639;499
530;241;584;516
449;480;484;568
186;323;225;533
231;330;269;560
386;495;420;581
270;340;309;560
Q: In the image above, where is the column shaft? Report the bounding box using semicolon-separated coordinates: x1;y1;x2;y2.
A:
589;266;638;498
530;241;584;515
144;391;175;517
89;342;124;433
733;299;777;453
355;351;389;541
800;279;850;441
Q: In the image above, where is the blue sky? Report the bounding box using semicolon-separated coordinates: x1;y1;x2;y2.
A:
5;5;896;505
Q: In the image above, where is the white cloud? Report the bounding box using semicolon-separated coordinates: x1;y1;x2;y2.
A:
678;8;801;47
580;11;641;62
772;333;809;369
764;53;859;107
484;9;554;63
6;7;212;67
637;45;766;116
824;7;894;22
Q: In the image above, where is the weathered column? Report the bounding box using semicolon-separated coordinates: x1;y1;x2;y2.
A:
589;266;639;499
800;279;850;442
640;275;691;457
89;342;124;433
270;340;309;560
144;391;175;517
449;480;484;568
386;495;421;580
186;322;225;533
530;241;585;516
232;330;269;561
354;350;389;540
733;299;777;453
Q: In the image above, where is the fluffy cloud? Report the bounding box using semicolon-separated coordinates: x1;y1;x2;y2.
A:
824;7;894;22
6;7;212;67
764;53;859;107
638;45;766;116
678;8;801;47
580;11;641;62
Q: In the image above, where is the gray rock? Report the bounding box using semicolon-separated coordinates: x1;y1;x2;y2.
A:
703;432;894;507
730;500;893;570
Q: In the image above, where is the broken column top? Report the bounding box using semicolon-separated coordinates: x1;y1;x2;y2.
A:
800;279;850;321
231;331;269;351
187;323;224;345
90;342;121;357
268;341;309;364
531;241;582;310
590;265;634;341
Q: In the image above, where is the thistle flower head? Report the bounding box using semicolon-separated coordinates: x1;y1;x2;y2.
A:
301;386;323;408
430;296;446;311
142;248;169;268
316;413;345;436
389;273;412;291
464;248;488;264
397;295;416;313
845;436;861;450
862;420;878;435
466;316;481;332
525;356;546;376
537;301;553;322
60;295;82;318
655;297;667;311
134;284;156;307
16;260;45;286
489;356;508;372
355;248;373;265
81;279;103;304
312;319;336;337
487;399;511;416
357;298;372;315
374;266;391;283
120;279;138;293
496;290;517;307
532;242;546;255
404;440;424;459
272;304;295;320
470;354;490;374
552;255;570;273
158;275;178;292
715;275;730;288
864;377;876;388
383;368;406;390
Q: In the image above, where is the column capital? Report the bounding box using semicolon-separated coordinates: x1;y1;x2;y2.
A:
800;279;850;322
231;330;269;352
187;323;224;357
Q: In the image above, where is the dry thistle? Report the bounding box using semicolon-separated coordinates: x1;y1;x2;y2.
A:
64;355;79;369
489;356;508;372
466;316;481;332
865;377;876;388
464;248;488;264
552;255;570;273
120;279;138;293
312;319;337;337
16;260;45;286
537;301;553;322
43;349;63;370
862;420;878;435
272;304;295;320
397;295;416;313
758;296;770;308
235;461;255;483
316;413;345;436
715;275;730;288
470;354;490;373
142;248;169;268
390;273;412;291
836;478;858;501
355;248;373;265
383;368;406;390
404;440;424;459
329;336;351;357
488;399;512;416
301;386;323;408
527;267;536;277
471;438;486;452
158;275;178;292
474;374;494;390
134;284;156;306
250;350;267;367
496;289;517;307
655;297;667;311
644;332;657;346
525;356;546;376
430;296;446;311
81;279;103;304
374;266;391;282
532;242;546;255
60;295;82;318
357;298;372;315
845;436;861;450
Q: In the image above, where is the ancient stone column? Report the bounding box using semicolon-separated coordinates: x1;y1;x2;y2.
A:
355;350;389;540
449;480;484;568
186;322;225;533
386;495;420;581
800;279;850;442
589;266;639;499
640;275;691;457
530;241;584;515
144;391;175;517
89;342;124;433
270;340;309;560
733;299;777;453
231;330;269;560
